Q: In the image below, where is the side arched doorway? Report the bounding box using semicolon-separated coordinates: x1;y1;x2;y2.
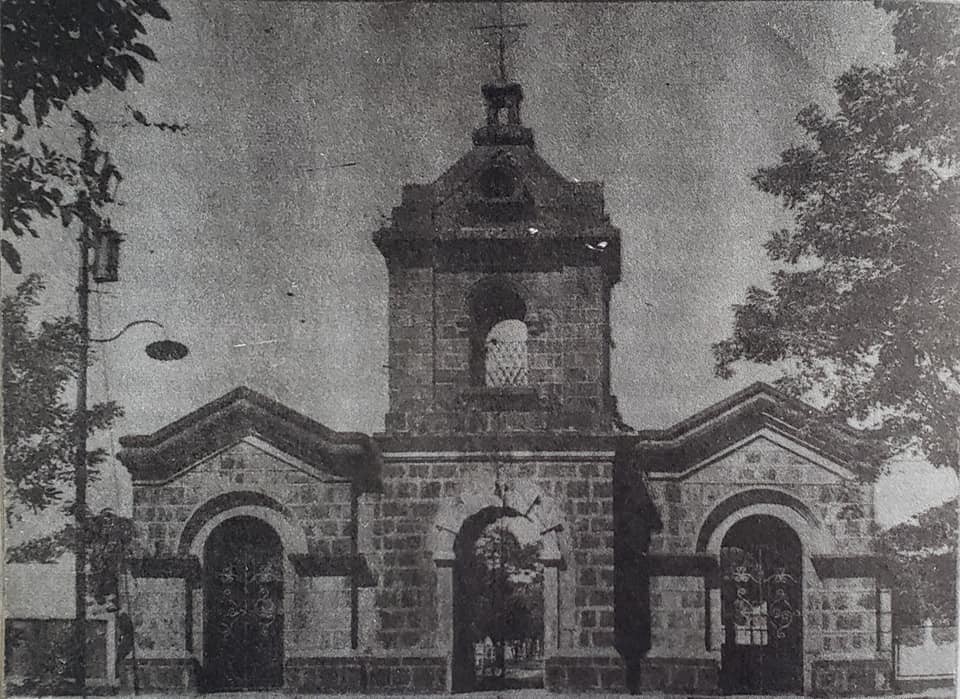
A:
720;514;803;694
452;507;545;693
202;516;284;692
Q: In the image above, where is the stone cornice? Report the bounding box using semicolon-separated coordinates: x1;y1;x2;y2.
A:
289;553;376;586
374;431;628;455
811;555;890;581
382;449;617;463
119;386;381;490
627;382;878;475
128;556;200;580
645;552;719;579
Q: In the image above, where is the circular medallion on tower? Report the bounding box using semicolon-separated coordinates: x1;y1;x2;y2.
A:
480;166;516;199
469;164;535;223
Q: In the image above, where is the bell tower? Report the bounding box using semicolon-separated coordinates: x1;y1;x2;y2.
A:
369;11;626;684
373;10;622;436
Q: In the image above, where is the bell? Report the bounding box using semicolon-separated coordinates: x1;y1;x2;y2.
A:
92;229;122;283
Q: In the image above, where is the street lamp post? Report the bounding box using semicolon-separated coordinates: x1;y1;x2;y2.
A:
73;226;188;696
73;224;92;698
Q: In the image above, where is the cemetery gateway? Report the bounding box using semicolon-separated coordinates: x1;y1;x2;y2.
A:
117;73;894;695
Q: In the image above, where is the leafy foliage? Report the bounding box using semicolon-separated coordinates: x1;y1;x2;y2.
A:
3;274;122;520
1;0;172;271
883;496;958;554
713;3;960;471
5;511;134;609
2;0;169;124
462;522;544;643
85;510;136;607
126;103;187;133
881;498;957;625
3;108;128;271
4;274;134;605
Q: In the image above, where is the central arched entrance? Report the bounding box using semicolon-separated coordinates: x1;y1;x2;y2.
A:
719;514;803;694
202;516;284;692
452;507;545;693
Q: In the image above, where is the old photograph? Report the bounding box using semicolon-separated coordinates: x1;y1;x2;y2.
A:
2;1;958;696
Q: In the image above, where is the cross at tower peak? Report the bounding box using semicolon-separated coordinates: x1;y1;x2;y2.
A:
473;1;529;82
470;2;534;147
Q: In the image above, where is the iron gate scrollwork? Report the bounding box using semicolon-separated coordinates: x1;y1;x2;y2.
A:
720;515;803;694
203;516;284;691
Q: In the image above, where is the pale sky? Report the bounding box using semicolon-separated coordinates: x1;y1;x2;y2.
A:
3;2;954;533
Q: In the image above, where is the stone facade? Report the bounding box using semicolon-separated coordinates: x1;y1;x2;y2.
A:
118;389;380;693
366;75;627;693
113;74;894;696
127;436;360;669
615;393;894;696
384;264;615;435
284;656;447;694
117;382;893;696
131;439;354;561
366;446;625;691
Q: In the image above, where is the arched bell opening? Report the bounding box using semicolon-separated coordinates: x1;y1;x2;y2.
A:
451;506;545;693
719;514;803;695
468;281;528;388
202;516;284;692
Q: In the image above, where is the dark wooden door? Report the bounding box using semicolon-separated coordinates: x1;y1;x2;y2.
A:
203;516;284;691
720;515;803;694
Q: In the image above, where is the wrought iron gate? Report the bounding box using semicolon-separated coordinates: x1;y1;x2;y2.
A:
720;515;803;694
452;510;544;693
203;516;284;691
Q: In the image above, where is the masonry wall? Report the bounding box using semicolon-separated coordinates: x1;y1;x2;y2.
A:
632;435;889;695
131;579;186;653
648;576;706;657
371;455;616;650
127;439;362;692
815;577;883;657
385;265;434;428
367;451;625;691
384;263;613;434
645;439;876;557
291;578;352;651
131;440;353;559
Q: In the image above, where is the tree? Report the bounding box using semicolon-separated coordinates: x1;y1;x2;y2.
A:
2;0;179;610
713;2;960;472
881;498;957;625
1;0;172;272
3;274;131;607
3;274;121;521
466;523;544;644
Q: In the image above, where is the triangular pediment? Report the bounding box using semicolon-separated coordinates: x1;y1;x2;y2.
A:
669;429;854;483
433;146;570;200
632;382;876;478
429;145;608;231
118;386;380;489
158;434;354;488
376;143;617;245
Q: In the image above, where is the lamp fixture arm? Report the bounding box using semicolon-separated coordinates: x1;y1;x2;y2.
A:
90;319;165;344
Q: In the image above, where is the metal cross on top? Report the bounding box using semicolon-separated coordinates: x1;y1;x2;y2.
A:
473;1;529;81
